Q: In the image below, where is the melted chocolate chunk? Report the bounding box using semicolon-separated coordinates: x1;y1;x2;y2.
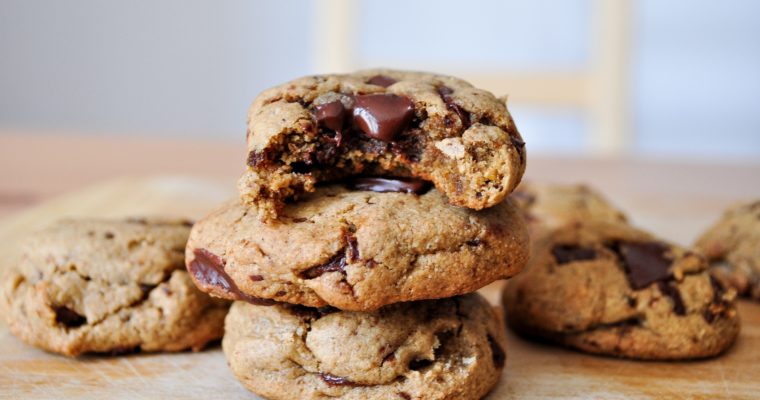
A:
352;94;414;142
319;373;361;387
188;249;275;306
54;306;87;328
487;334;506;368
299;252;348;279
314;101;347;145
437;86;471;128
552;245;597;264
348;177;431;194
615;241;673;289
657;281;686;315
366;74;397;87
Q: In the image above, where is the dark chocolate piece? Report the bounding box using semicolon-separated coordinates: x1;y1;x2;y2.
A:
437;86;471;128
657;281;686;315
352;94;414;142
552;245;597;264
348;177;431;194
54;306;86;328
366;74;397;87
314;101;348;145
319;373;362;387
299;252;348;279
188;249;274;306
615;241;673;289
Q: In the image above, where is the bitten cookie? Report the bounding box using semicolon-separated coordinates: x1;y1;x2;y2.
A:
695;200;760;301
223;293;507;400
186;182;529;311
0;218;229;357
238;69;526;220
512;182;627;238
502;221;739;360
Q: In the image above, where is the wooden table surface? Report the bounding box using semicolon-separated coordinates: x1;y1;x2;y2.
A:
1;133;760;399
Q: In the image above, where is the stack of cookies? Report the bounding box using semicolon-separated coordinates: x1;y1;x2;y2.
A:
503;183;741;359
184;70;530;399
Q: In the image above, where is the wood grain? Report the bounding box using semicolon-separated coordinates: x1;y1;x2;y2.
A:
0;174;759;399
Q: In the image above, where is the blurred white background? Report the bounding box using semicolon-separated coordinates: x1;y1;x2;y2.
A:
1;0;759;160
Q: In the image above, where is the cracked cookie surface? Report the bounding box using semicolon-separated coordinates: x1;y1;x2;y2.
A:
695;200;760;301
0;218;229;356
223;293;506;400
186;185;529;311
238;69;526;220
502;221;739;360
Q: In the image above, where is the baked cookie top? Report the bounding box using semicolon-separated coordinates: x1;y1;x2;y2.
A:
187;183;529;311
695;200;760;300
223;293;507;400
238;69;526;220
503;221;739;360
512;182;627;238
1;218;228;356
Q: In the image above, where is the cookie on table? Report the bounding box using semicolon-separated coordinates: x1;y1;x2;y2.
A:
502;221;739;360
512;182;627;238
695;200;760;301
223;293;507;400
238;69;526;220
0;218;229;357
186;181;529;311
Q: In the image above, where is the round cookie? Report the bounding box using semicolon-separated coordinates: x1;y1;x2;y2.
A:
238;69;526;220
512;182;627;239
1;218;229;357
223;293;507;400
695;200;760;301
502;221;739;360
186;184;529;311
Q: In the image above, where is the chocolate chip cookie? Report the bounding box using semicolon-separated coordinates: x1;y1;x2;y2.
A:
695;200;760;301
186;182;529;311
238;69;526;220
502;221;739;360
1;218;229;356
513;182;627;238
223;293;507;400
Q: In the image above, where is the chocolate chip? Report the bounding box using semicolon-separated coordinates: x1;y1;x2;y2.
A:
437;86;471;128
246;150;270;168
487;334;506;368
319;373;361;387
249;275;264;282
188;249;275;306
366;74;397;87
54;306;86;328
347;177;431;194
352;94;414;142
104;232;114;239
551;245;597;264
398;392;412;400
657;281;686;315
614;241;673;289
299;252;348;279
314;101;348;145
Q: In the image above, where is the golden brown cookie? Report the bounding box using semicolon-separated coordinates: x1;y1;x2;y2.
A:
187;184;529;311
1;218;228;356
238;69;526;220
223;293;507;400
512;182;627;239
502;221;739;360
695;200;760;301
